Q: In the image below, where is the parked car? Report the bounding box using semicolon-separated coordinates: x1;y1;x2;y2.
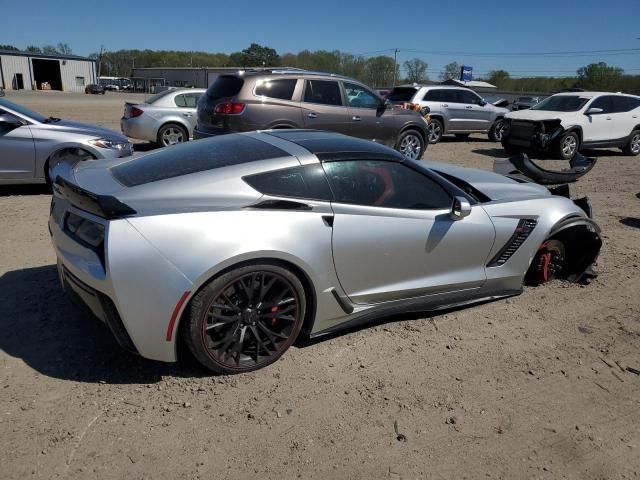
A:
49;130;601;374
85;84;105;95
0;97;132;185
502;92;640;160
482;95;509;108
386;85;509;144
121;88;205;147
511;96;540;111
195;70;429;160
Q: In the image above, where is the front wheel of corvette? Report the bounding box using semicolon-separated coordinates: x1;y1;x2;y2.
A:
183;264;306;374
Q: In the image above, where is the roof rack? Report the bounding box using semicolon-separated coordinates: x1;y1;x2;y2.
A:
242;67;351;79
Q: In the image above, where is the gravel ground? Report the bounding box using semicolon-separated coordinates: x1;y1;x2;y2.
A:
1;90;640;480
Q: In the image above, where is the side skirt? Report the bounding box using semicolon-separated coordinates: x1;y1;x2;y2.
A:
310;288;522;339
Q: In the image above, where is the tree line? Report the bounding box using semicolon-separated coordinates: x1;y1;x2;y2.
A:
2;43;638;94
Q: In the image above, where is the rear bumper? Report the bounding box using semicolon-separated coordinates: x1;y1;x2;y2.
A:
59;264;139;354
502;119;565;153
120;116;157;143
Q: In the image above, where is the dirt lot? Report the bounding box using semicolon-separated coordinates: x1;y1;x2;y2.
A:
1;90;640;479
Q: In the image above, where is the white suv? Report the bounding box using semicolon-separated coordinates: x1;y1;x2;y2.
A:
386;85;509;144
502;92;640;160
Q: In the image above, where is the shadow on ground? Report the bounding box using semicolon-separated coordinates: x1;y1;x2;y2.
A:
0;184;51;197
620;217;640;229
471;148;511;158
0;265;210;384
133;142;157;153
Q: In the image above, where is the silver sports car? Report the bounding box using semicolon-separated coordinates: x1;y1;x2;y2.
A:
49;130;601;374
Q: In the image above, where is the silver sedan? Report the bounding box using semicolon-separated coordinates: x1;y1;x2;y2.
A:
0;98;132;185
49;130;601;374
120;88;205;147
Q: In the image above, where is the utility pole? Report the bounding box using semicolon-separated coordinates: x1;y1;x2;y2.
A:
393;48;399;87
97;44;104;79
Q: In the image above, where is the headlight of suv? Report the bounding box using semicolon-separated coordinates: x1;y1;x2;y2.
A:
89;138;131;151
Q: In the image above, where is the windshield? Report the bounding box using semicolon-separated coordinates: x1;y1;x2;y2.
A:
518;97;533;102
530;95;589;112
386;87;418;102
144;90;175;104
0;98;48;122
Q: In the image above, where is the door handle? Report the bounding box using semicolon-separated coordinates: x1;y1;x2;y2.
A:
183;113;193;117
352;116;361;121
466;106;473;109
606;117;612;120
442;104;449;107
307;112;318;119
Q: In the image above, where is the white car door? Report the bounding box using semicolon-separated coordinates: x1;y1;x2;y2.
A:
582;96;614;143
611;95;640;141
0;110;35;181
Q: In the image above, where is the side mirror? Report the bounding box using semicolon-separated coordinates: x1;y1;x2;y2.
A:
382;98;392;108
419;105;431;116
478;99;487;107
585;107;603;115
450;196;472;221
0;113;23;128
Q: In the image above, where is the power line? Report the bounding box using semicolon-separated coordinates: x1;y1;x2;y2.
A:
357;47;640;58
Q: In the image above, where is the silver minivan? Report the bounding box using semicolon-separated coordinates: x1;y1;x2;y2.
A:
387;85;509;144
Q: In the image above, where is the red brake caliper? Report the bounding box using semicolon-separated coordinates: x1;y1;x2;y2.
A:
270;306;278;326
537;246;552;284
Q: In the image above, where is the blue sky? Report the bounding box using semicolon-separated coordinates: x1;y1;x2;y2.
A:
2;0;639;78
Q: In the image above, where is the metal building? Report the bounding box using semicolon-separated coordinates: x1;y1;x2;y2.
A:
131;67;246;92
0;50;97;92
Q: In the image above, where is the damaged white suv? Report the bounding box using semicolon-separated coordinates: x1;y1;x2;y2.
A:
502;92;640;160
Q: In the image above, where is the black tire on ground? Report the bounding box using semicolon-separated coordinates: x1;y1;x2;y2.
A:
488;118;506;142
427;118;443;144
556;131;580;160
157;123;188;147
182;263;307;374
101;91;105;95
455;133;470;140
525;239;566;286
622;130;640;156
395;129;425;160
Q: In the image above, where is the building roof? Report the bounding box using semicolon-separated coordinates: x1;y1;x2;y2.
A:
441;79;497;89
0;49;95;62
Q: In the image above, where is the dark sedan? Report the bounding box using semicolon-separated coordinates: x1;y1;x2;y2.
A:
85;84;105;95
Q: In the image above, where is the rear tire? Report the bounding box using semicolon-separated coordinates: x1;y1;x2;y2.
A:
489;118;506;142
396;129;425;160
427;118;443;144
183;263;306;374
622;130;640;156
157;123;188;147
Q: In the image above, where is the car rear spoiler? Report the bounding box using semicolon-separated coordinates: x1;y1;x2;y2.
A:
53;177;136;219
493;153;596;185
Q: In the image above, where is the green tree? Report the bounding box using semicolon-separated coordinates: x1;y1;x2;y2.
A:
577;62;624;91
403;58;428;83
440;62;460;81
237;43;280;67
25;45;42;53
42;45;59;54
487;69;510;87
364;56;397;87
0;44;19;51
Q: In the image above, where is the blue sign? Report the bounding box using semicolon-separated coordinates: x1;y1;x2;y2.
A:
460;66;473;82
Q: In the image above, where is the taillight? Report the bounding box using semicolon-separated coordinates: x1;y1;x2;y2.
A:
130;106;143;118
214;102;246;115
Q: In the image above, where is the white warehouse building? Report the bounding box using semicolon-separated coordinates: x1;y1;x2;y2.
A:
0;49;97;93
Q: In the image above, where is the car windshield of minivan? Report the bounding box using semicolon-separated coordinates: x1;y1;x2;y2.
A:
386;88;418;102
0;98;48;123
530;96;589;112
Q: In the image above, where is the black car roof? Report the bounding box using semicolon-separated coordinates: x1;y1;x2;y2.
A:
265;130;405;162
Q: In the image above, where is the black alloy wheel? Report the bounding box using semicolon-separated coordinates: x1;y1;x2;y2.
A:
184;264;306;374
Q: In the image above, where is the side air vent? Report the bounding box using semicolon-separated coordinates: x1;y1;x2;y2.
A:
488;219;538;267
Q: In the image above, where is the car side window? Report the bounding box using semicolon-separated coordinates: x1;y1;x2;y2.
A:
183;93;201;108
254;79;297;100
612;96;640;113
343;82;380;109
322;160;451;210
174;94;188;108
243;164;333;201
459;90;482;105
303;80;343;106
589;96;613;114
441;90;459;104
423;89;443;102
